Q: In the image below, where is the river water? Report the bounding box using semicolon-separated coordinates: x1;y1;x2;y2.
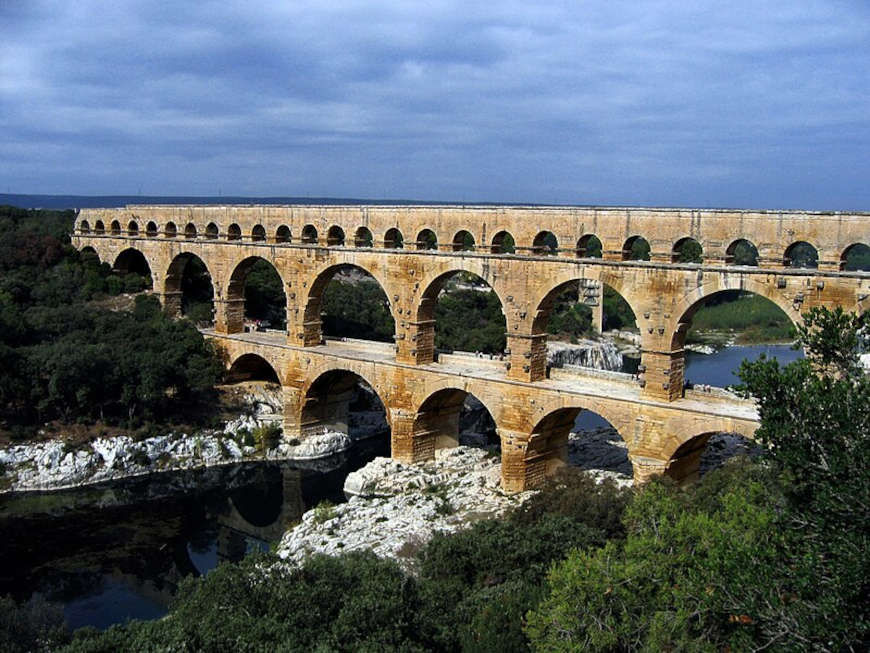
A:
1;344;802;631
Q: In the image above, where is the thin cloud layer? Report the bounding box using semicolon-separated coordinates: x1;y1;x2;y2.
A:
2;0;869;209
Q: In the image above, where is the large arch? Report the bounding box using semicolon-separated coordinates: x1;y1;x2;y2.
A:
664;430;761;484
164;252;215;325
416;269;508;355
299;368;388;439
112;248;153;289
525;406;630;478
531;276;638;340
226;256;287;332
413;387;499;452
301;263;395;346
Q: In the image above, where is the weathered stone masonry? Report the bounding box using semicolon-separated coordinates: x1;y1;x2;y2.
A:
73;204;869;491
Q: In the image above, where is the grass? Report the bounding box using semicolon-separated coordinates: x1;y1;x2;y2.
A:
687;293;794;344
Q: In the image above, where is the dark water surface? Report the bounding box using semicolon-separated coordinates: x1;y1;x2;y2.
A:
0;437;388;631
685;343;803;388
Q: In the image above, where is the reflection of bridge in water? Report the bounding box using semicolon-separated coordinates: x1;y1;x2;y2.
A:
73;204;869;490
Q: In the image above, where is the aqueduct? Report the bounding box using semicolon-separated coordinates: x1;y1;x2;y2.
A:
73;204;870;491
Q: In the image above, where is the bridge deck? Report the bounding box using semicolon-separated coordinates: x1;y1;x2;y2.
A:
203;330;759;424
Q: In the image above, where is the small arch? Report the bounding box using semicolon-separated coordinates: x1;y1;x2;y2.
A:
205;222;219;239
672;237;703;264
622;235;650;261
302;224;318;244
384;228;404;249
414;388;498;452
784;241;818;269
251;224;266;242
227;223;242;241
145;221;158;237
575;234;602;258
354;226;373;248
164;222;177;238
94;220;105;234
126;221;139;236
184;222;197;239
79;220;90;234
452;230;475;252
665;431;761;484
533;231;558;256
226;353;281;384
491;230;515;254
841;243;870;272
327;226;345;247
416;228;438;250
275;225;291;243
165;252;214;325
725;239;758;266
110;220;122;236
301;369;388;440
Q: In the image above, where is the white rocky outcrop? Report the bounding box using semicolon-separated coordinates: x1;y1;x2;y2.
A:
547;339;623;371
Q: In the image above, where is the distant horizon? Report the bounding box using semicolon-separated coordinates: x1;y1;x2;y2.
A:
3;193;868;215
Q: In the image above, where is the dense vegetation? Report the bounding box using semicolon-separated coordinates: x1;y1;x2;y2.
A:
0;206;223;436
7;305;860;651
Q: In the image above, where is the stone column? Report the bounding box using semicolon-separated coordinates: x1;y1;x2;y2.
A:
282;386;303;440
213;298;246;334
499;429;556;493
389;408;435;463
395;319;436;364
160;290;184;319
506;333;548;382
629;454;669;484
639;348;685;401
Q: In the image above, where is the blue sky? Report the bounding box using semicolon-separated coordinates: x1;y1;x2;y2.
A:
2;0;869;209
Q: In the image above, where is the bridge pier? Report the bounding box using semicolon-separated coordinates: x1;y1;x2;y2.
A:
390;408;435;463
396;319;436;365
160;290;183;319
640;349;685;401
506;333;548;382
214;298;246;334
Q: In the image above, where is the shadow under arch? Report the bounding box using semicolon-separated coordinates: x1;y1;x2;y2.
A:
303;263;395;345
414;386;499;452
664;430;761;484
112;247;154;289
227;256;287;331
225;352;281;384
300;368;389;440
165;251;215;326
415;268;508;355
526;406;631;479
841;242;870;271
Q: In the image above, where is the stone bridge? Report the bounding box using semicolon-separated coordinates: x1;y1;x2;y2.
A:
72;204;869;491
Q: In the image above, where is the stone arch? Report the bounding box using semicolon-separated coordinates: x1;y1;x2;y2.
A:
669;284;801;352
79;219;90;234
226;256;287;332
327;225;345;246
302;263;395;346
299;368;389;439
112;247;153;287
622;235;650;261
452;230;475;252
840;243;870;271
80;245;99;261
416;228;438;250
784;241;818;269
301;224;318;244
725;238;758;266
184;222;197;239
205;222;219;239
251;224;266;242
354;226;373;247
414;268;509;355
110;220;122;236
662;426;758;484
145;221;158;237
164;251;214;324
384;227;404;249
226;352;281;384
275;225;291;243
491;230;515;254
672;237;703;264
227;223;242;241
126;220;139;236
94;220;105;234
525;405;630;479
413;386;499;453
532;230;558;255
164;221;177;237
575;234;602;258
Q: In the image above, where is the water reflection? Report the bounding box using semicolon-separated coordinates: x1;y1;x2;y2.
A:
0;437;387;630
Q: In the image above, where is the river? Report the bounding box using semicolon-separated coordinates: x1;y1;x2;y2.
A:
1;344;802;631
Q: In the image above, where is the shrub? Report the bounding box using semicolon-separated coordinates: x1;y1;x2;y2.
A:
312;500;336;524
252;422;281;452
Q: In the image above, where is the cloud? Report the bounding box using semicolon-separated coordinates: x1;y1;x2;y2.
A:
1;0;869;208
